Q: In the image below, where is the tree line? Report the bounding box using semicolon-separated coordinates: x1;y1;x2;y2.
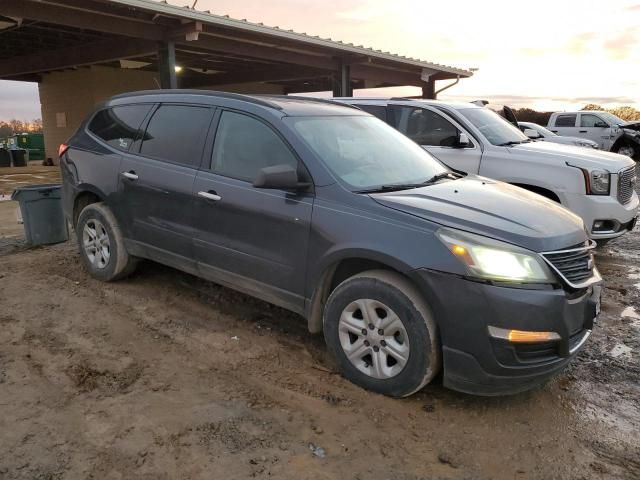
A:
0;119;43;139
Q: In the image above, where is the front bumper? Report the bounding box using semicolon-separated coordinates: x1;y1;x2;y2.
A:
411;269;601;396
562;190;639;240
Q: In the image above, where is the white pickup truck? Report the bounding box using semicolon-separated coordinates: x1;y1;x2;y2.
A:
547;111;640;158
337;98;639;242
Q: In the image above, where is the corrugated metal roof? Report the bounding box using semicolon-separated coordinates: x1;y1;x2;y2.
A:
106;0;472;77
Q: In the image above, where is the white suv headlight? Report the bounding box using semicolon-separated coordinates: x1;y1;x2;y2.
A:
588;170;610;195
436;228;555;283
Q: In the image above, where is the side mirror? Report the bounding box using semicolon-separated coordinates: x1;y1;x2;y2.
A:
523;128;542;139
253;164;310;191
457;132;471;147
594;121;609;128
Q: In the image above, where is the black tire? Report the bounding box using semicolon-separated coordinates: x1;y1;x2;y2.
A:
323;270;441;397
612;143;636;159
76;202;137;282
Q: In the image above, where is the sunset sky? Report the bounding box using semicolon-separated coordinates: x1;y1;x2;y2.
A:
1;0;638;120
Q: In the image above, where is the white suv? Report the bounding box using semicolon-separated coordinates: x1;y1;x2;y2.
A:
547;111;640;158
337;98;638;242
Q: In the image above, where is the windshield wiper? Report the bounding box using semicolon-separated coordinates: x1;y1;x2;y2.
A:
497;140;530;146
355;183;426;194
355;172;458;194
423;172;458;184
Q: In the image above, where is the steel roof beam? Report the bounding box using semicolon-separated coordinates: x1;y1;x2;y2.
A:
0;37;157;77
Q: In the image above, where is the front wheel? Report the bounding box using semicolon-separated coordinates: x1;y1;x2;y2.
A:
323;270;441;397
613;143;636;158
76;202;137;282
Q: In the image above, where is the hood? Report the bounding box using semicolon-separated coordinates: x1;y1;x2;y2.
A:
509;140;634;171
371;176;586;252
621;121;640;131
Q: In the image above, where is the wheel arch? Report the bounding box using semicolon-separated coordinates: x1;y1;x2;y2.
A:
509;183;562;203
306;250;417;334
72;185;106;228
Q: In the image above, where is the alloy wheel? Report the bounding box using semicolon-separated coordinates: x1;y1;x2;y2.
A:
338;299;410;379
617;145;635;158
82;219;111;269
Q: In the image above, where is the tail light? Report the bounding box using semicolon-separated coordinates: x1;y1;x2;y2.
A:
58;143;69;157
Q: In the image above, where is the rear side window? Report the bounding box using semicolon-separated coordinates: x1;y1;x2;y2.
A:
210;111;298;182
358;105;387;122
390;106;461;147
139;105;213;166
88;105;152;150
554;114;577;127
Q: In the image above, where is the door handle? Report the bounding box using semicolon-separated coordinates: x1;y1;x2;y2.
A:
198;190;222;201
579;130;587;133
121;171;139;180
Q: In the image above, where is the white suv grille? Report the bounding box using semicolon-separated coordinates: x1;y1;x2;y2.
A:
618;166;637;205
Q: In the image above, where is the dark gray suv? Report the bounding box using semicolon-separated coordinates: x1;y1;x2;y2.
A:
60;91;602;397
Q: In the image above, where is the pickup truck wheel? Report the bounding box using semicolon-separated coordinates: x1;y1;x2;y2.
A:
323;270;441;397
613;144;635;158
76;202;137;282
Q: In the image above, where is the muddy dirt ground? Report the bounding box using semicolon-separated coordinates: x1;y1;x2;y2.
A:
0;173;639;479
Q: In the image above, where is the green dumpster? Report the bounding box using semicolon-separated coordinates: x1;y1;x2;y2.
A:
11;133;45;161
11;184;69;246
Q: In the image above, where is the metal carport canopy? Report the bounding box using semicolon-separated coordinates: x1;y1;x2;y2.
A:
0;0;472;96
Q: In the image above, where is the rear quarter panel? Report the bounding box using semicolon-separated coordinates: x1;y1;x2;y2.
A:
62;131;122;224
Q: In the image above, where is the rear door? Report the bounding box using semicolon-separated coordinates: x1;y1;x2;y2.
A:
549;113;577;136
389;105;482;174
192;109;313;313
117;103;214;268
577;113;610;149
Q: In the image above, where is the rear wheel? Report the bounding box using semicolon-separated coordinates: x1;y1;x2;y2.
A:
76;202;137;281
323;270;440;397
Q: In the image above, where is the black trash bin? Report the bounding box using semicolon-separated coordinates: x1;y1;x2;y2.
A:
10;149;27;167
0;149;11;167
11;184;69;246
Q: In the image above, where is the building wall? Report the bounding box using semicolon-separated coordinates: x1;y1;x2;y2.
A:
39;67;286;162
39;66;159;162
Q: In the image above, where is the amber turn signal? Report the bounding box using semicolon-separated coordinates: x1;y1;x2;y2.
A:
488;326;561;343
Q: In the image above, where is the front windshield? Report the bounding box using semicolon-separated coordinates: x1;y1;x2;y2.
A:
459;108;529;146
286;115;449;190
598;112;625;125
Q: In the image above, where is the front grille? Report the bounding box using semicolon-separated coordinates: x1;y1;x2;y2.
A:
618;166;637;204
541;242;595;287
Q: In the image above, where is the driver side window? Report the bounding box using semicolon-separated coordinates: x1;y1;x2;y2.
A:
390;106;464;147
580;114;606;128
211;111;298;182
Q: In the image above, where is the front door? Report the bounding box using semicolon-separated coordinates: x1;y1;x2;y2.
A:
117;103;214;267
578;113;611;150
192;110;313;313
389;105;483;174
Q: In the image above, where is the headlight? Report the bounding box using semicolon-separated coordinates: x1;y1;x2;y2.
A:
587;169;610;195
436;228;555;283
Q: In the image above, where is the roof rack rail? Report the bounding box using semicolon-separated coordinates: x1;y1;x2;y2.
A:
110;89;283;110
270;95;362;110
